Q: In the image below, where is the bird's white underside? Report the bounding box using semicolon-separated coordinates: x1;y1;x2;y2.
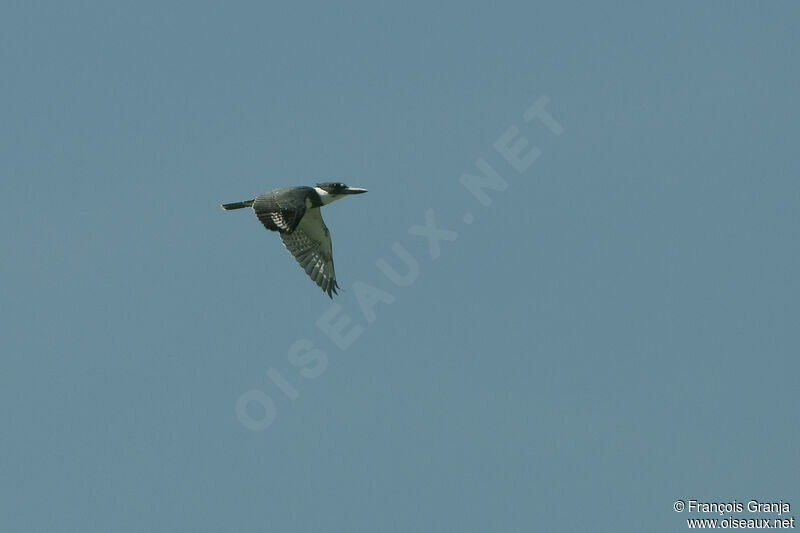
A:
296;208;332;258
278;206;336;293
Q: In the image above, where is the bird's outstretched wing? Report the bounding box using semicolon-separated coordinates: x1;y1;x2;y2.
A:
253;190;307;234
279;208;339;297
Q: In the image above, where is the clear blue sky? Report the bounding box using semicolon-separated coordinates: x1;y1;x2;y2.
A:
2;2;798;531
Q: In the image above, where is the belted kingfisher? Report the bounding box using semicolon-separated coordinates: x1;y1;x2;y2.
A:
221;182;368;297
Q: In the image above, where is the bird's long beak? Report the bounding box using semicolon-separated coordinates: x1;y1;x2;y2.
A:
343;187;368;194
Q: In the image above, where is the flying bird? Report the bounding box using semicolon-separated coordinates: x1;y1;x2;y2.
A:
221;182;368;297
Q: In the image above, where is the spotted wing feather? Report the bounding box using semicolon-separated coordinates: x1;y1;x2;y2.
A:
279;209;339;297
252;188;310;234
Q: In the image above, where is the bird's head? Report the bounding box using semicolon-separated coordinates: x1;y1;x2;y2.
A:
314;182;368;205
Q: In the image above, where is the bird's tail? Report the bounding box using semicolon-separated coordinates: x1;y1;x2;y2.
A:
221;199;255;210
